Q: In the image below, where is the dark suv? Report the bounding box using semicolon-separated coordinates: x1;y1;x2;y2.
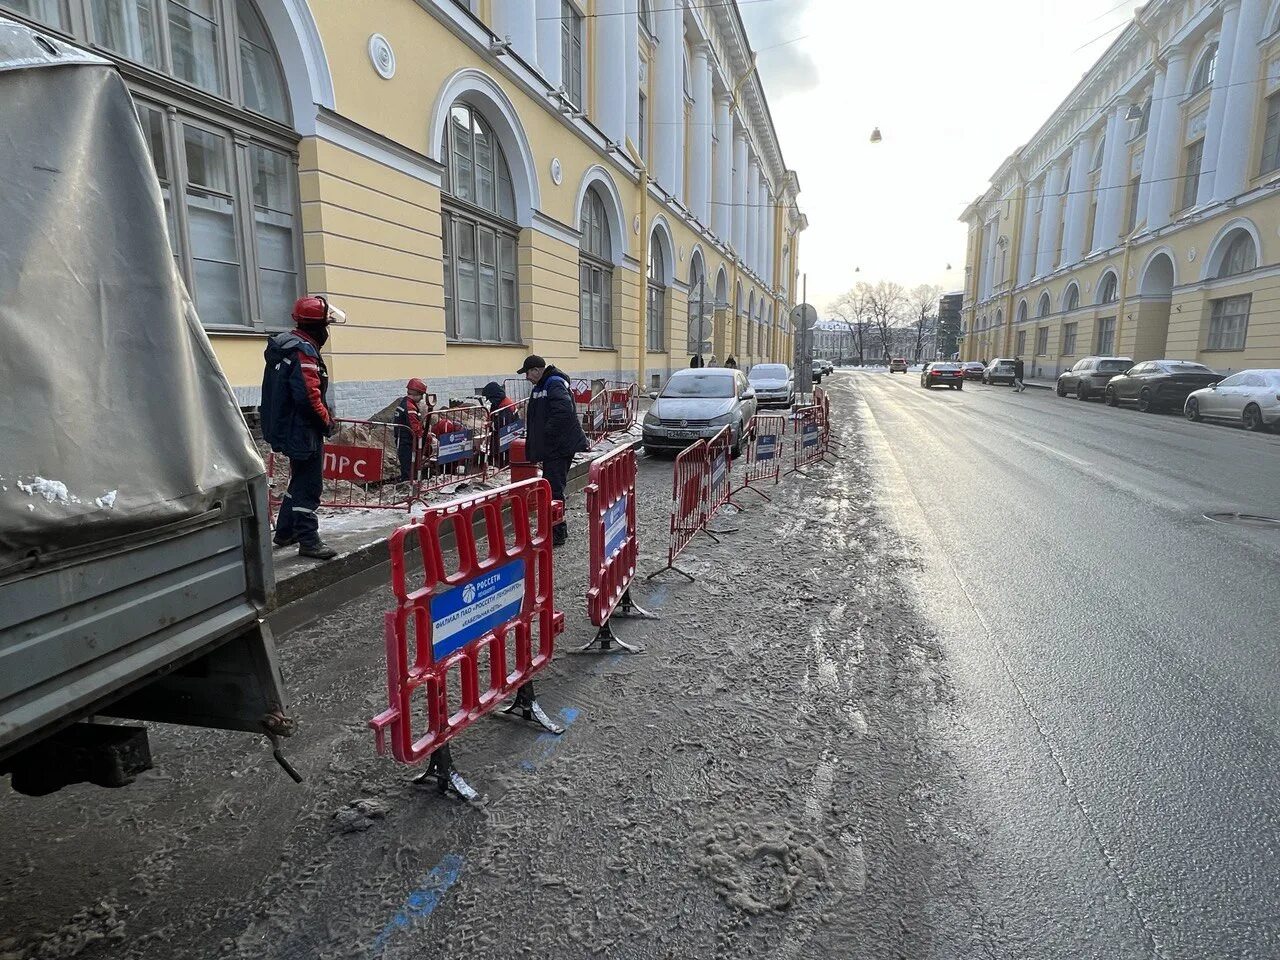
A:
1056;356;1134;401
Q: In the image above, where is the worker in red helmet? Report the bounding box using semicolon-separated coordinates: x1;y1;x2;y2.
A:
260;295;346;561
394;378;429;481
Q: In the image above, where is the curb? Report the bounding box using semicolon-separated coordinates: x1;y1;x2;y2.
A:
270;442;635;614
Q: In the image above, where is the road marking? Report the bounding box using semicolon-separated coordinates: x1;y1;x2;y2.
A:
1030;440;1090;466
372;854;465;954
518;707;581;772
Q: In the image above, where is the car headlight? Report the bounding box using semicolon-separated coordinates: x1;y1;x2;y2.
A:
709;413;734;427
643;410;660;427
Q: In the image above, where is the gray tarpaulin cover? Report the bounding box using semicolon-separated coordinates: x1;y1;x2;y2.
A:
0;18;264;572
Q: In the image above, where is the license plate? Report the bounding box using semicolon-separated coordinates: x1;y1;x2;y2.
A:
666;429;697;439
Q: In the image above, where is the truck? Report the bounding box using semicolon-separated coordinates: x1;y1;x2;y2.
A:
0;16;296;796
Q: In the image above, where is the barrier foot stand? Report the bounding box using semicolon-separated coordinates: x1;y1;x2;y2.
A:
576;617;644;655
646;563;695;583
736;484;772;504
614;588;659;621
502;681;564;734
415;744;480;803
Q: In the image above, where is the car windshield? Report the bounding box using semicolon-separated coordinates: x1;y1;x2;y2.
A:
1158;362;1213;374
661;374;736;399
749;365;789;381
1097;360;1131;372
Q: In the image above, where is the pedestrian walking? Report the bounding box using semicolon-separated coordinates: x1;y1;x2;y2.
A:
1013;356;1026;392
690;353;705;368
519;355;588;547
725;355;738;370
709;354;718;367
261;295;346;561
393;378;428;481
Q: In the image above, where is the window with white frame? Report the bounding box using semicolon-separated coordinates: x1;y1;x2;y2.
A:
1065;285;1080;311
1261;93;1280;177
1016;301;1028;324
1038;293;1051;318
442;102;521;344
1096;317;1116;354
1181;138;1204;210
1035;326;1049;356
1;0;302;330
1099;272;1118;304
1190;43;1217;96
1062;321;1078;355
647;234;666;352
560;0;583;108
1125;175;1141;234
1217;231;1257;278
1208;295;1250;350
1015;330;1026;356
687;258;709;355
579;187;613;348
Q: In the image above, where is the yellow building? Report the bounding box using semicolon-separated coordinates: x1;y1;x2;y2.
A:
961;0;1280;378
0;0;804;414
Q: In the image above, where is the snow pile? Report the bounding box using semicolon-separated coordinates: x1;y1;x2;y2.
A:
16;477;78;505
95;490;118;509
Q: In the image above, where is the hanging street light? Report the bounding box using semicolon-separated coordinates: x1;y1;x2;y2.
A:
870;127;882;144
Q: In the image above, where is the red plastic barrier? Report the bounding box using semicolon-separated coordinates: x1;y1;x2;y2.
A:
368;478;565;797
648;440;709;581
734;413;787;501
586;445;638;627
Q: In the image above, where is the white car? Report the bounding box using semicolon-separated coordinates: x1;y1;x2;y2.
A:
1184;369;1280;432
747;363;795;408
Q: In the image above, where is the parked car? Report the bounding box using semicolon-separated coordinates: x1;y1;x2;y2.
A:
747;363;795;408
961;361;986;381
1103;360;1224;413
1056;356;1134;401
819;360;834;376
983;358;1017;385
920;362;965;390
643;369;757;457
889;358;908;373
1184;369;1280;432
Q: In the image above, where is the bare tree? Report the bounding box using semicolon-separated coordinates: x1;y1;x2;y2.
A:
865;281;908;362
828;282;873;366
908;284;943;363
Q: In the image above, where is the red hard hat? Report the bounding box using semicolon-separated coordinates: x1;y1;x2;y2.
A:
407;378;427;394
291;295;347;325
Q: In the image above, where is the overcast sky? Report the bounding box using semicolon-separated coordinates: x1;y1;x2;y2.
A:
739;0;1145;310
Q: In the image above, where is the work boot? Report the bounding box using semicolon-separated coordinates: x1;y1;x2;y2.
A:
298;540;337;561
272;534;298;548
552;524;568;548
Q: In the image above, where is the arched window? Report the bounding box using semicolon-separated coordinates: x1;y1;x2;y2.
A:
1065;284;1080;312
1218;231;1258;278
442;103;520;343
1037;292;1052;317
1136;95;1153;137
1191;43;1218;96
579;186;613;348
647;233;666;352
687;255;708;355
0;0;304;329
1099;272;1119;304
1016;301;1028;324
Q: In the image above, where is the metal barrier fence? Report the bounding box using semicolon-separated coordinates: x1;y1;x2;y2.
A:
486;398;528;474
648;440;709;582
606;383;639;433
267;417;414;514
787;405;826;476
706;426;738;519
581;444;653;652
415;404;493;499
734;413;787;501
369;477;565;800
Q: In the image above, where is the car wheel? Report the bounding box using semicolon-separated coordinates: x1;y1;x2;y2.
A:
1185;398;1201;422
1244;404;1266;432
955;382;963;391
643;445;665;459
1056;381;1067;397
1137;389;1156;413
731;425;745;458
1076;383;1089;401
1104;387;1118;407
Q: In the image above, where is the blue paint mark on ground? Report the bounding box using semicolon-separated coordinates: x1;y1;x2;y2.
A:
372;853;464;955
643;584;670;611
518;707;580;772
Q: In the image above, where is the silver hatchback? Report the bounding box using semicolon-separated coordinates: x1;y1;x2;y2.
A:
1185;369;1280;432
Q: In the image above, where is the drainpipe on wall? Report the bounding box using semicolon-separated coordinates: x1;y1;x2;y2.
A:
634;156;650;390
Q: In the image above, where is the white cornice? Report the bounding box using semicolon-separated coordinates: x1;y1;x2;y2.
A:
315;109;443;187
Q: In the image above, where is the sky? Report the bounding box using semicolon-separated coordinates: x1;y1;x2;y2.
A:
738;0;1146;311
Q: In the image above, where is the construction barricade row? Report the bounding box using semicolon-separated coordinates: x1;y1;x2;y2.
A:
582;444;654;653
369;477;565;800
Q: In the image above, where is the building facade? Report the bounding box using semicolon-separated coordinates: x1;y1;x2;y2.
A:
1;0;804;414
961;0;1280;378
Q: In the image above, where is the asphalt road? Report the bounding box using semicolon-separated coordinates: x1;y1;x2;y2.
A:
850;368;1280;959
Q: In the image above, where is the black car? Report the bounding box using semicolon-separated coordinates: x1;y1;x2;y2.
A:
920;362;965;390
1056;356;1134;401
1103;360;1224;413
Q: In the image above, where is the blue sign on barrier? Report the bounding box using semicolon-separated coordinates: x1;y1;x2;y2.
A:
711;454;727;492
429;558;526;660
756;435;778;461
437;430;474;464
497;421;522;451
802;424;820;450
604;495;629;559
